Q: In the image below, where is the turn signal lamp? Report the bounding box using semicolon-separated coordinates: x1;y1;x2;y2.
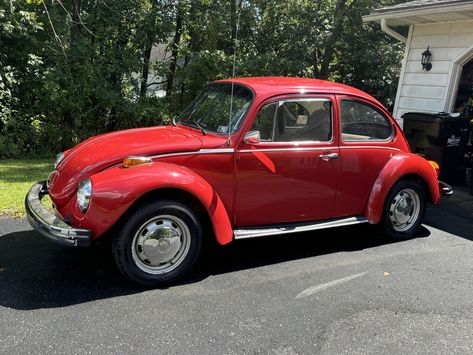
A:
428;160;440;176
123;156;153;168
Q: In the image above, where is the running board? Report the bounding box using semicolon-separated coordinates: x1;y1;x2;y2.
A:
233;216;368;240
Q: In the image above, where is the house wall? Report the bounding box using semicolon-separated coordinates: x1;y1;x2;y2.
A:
393;19;473;126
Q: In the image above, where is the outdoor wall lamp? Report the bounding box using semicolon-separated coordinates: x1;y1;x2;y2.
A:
421;46;432;71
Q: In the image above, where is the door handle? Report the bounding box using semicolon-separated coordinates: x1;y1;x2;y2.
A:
319;152;339;161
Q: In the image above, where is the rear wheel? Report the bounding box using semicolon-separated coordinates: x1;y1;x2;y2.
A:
380;179;426;240
112;200;203;287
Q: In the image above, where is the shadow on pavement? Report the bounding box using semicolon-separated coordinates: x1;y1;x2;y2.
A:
0;223;428;311
196;224;430;279
424;186;473;241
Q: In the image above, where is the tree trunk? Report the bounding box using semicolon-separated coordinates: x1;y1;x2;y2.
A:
140;40;153;97
319;0;348;80
180;0;200;94
312;48;320;78
107;21;129;132
140;1;157;98
62;0;82;150
166;1;183;96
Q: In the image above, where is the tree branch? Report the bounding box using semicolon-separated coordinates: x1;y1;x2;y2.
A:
146;80;169;87
56;0;96;37
43;1;68;62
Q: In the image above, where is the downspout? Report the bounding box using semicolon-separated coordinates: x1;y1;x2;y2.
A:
380;18;407;43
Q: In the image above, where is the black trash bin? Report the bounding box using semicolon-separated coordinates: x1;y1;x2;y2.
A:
402;112;471;184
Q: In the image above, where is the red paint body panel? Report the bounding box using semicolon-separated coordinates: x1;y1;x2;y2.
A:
71;162;234;245
50;126;202;206
333;95;412;217
234;93;340;225
365;153;440;224
335;147;396;217
157;152;236;221
217;77;383;106
235;142;340;225
45;77;441;244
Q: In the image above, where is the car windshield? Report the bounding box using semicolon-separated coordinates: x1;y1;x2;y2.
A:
178;83;253;135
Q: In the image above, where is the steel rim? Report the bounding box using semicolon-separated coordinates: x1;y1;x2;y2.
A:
131;215;191;275
389;188;421;232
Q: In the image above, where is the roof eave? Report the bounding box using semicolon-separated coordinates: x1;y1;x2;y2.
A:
363;3;473;23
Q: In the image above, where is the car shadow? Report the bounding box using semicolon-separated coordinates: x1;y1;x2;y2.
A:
0;223;428;310
424;186;473;241
191;224;430;281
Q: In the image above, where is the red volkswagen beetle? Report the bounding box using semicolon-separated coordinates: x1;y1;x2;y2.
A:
26;77;452;286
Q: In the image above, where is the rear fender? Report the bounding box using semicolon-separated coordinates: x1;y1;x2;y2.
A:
365;153;440;224
77;162;233;245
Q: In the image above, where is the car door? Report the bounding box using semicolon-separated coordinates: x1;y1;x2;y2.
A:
334;95;399;217
234;95;339;227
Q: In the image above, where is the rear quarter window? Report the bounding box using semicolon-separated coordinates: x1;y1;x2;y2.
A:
340;99;393;141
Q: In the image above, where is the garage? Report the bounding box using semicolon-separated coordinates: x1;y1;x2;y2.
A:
364;0;473;188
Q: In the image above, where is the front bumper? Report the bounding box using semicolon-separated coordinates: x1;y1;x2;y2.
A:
25;181;91;247
439;180;453;197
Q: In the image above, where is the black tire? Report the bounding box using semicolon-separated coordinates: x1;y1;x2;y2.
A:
379;178;426;240
112;200;203;287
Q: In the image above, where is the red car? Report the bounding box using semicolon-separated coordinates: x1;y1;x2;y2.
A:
26;77;452;286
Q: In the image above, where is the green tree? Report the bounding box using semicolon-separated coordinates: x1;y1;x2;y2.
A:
0;0;406;157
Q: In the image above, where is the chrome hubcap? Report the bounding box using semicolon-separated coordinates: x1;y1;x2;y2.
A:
131;215;190;274
389;188;420;232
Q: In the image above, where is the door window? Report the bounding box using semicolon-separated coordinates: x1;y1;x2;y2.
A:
340;100;393;141
250;98;332;142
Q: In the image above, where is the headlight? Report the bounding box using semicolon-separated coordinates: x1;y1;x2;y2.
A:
54;152;65;169
77;178;92;213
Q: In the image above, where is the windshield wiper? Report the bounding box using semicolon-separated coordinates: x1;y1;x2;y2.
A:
180;116;207;136
192;119;207;135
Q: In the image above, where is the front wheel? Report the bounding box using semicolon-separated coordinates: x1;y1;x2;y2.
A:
112;200;203;287
380;179;426;240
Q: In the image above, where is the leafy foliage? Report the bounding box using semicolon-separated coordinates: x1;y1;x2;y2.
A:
0;0;405;157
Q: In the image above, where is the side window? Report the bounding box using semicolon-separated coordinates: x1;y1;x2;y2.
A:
250;99;332;142
340;100;393;141
252;102;277;141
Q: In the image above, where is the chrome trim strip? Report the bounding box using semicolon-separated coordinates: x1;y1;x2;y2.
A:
278;98;332;104
151;148;234;159
340;146;401;151
234;216;368;239
151;146;400;158
239;147;336;153
151;151;198;159
199;148;235;154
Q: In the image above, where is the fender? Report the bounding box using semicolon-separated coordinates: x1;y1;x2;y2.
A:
74;162;234;245
365;153;440;224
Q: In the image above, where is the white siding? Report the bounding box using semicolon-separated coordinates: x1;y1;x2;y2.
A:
393;19;473;126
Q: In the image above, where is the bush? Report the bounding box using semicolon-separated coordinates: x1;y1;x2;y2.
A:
0;97;174;158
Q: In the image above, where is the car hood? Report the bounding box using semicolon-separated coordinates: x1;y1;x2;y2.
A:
49;126;202;205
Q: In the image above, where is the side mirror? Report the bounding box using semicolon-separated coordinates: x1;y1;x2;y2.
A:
243;130;261;145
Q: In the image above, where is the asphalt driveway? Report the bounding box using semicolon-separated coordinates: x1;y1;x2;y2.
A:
0;189;472;354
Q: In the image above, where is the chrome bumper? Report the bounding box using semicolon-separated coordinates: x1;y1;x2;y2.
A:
439;180;453;197
25;181;91;247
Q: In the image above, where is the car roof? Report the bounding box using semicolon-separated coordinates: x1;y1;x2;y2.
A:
215;76;383;107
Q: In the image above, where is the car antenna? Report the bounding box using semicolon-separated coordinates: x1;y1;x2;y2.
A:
227;5;241;146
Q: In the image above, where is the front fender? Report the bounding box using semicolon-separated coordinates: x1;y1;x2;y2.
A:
365;153;440;224
74;162;233;245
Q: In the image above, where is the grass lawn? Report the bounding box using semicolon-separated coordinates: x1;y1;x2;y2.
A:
0;159;54;218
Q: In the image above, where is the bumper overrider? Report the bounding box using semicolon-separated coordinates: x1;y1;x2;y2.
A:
439;180;453;197
25;181;91;247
